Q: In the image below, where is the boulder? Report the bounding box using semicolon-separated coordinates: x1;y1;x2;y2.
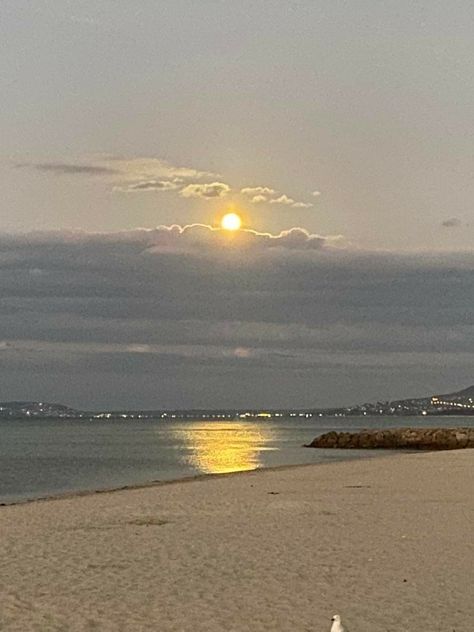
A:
305;427;474;450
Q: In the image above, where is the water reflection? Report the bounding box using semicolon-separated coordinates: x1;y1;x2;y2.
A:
173;421;275;474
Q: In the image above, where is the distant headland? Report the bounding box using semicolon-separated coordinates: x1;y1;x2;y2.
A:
1;384;473;420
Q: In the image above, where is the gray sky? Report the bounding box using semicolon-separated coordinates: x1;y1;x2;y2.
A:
0;1;473;408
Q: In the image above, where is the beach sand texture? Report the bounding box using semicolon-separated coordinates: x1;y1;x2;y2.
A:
1;450;473;631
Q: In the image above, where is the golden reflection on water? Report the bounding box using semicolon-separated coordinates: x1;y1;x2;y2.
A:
173;421;275;474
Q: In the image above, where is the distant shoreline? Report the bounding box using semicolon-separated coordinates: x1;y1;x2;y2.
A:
2;383;474;419
2;410;474;422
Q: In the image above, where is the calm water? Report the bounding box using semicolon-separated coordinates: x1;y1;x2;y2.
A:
1;415;472;504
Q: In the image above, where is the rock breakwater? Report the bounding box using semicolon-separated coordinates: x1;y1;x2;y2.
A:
306;427;474;450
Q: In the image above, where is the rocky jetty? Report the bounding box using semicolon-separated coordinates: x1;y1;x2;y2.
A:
306;427;474;450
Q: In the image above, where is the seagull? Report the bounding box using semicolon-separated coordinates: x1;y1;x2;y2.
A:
330;614;348;632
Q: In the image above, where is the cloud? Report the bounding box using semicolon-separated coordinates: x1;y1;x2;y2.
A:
241;186;276;196
269;194;313;208
0;224;333;254
104;156;216;181
141;224;330;254
312;190;321;197
17;163;119;176
441;217;462;228
180;182;231;199
114;179;182;193
17;156;216;186
70;15;98;26
0;228;473;407
15;157;316;210
291;201;313;208
269;195;295;206
241;186;313;207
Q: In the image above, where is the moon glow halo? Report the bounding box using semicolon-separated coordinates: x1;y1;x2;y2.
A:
221;212;242;231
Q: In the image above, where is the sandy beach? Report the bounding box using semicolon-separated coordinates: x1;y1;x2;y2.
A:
1;450;473;632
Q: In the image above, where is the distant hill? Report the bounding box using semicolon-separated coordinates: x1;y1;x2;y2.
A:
435;385;474;401
430;385;474;413
0;401;81;418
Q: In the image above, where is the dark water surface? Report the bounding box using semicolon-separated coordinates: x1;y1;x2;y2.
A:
1;415;472;503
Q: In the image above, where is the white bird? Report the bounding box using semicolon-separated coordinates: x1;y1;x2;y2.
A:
330;614;348;632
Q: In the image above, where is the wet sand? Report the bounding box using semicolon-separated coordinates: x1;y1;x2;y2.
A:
1;450;473;631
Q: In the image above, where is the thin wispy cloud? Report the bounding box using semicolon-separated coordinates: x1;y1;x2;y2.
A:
17;156;217;185
240;186;277;197
269;194;297;206
106;156;216;182
114;179;182;193
17;163;120;176
241;186;313;207
291;201;313;208
15;157;316;208
270;194;313;208
441;217;462;228
69;15;98;26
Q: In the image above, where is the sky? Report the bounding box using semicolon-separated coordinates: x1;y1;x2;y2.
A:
0;1;473;408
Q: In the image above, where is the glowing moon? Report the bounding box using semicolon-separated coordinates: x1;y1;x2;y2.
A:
221;212;242;231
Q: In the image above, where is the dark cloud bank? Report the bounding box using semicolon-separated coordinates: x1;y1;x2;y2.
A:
0;226;473;409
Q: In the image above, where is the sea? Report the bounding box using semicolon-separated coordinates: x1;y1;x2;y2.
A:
1;415;472;504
